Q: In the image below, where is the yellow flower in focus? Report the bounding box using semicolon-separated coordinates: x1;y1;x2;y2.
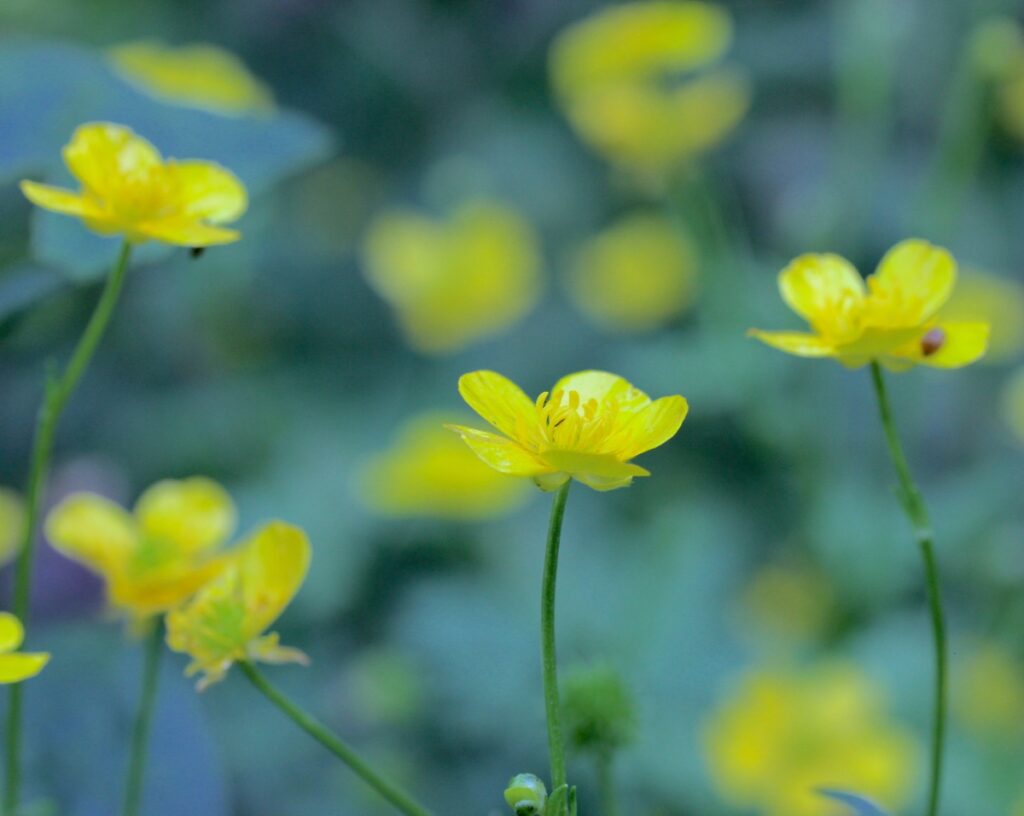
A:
448;370;688;492
109;40;274;115
0;614;49;684
704;663;917;816
749;239;990;370
939;269;1024;363
46;478;236;623
0;488;25;568
165;520;311;690
1003;367;1024;442
360;414;530;520
21;122;247;246
954;643;1024;739
549;2;750;175
361;200;541;354
566;213;698;331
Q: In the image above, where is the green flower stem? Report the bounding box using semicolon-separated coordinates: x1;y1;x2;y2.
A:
541;481;572;811
121;622;164;816
869;362;947;816
239;662;433;816
4;240;133;816
596;751;617;816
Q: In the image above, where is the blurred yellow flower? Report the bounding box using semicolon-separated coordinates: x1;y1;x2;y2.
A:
954;643;1024;739
741;564;834;644
361;200;541;354
359;413;530;520
46;478;236;623
21;122;247;246
549;1;750;176
0;614;49;684
165;520;311;690
750;239;990;370
566;214;698;331
448;370;687;491
109;40;274;115
1002;367;1024;442
0;488;25;568
704;663;917;816
939;269;1024;363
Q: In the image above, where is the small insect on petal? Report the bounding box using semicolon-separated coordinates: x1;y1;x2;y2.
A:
921;328;947;356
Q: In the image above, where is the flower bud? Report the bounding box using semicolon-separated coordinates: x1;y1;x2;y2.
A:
504;773;547;815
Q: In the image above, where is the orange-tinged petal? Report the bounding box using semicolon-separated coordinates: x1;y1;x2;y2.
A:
867;239;956;326
747;329;836;357
167;160;248;223
134;218;241;246
46;494;138;577
19;181;106;219
884;321;990;369
458;370;538;439
135;478;236;556
778;253;865;341
552;370;651;413
0;653;50;684
63;122;162;199
0;613;25;653
446;425;551;476
618;395;689;458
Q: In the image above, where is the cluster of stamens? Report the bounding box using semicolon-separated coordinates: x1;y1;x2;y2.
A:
517;388;618;452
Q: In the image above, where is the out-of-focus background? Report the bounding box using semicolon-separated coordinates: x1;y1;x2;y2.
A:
1;1;1023;814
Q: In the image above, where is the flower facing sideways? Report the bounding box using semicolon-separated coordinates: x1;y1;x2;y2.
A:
749;239;990;370
165;520;311;690
448;370;688;491
0;613;49;684
46;478;236;625
21;122;246;246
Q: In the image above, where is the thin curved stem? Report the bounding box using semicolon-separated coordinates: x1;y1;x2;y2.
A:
869;362;947;816
541;481;572;810
4;240;132;816
121;623;164;816
240;662;433;816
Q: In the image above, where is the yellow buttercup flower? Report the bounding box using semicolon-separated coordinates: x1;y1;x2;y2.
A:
549;1;750;176
1003;367;1024;442
21;122;247;246
448;370;688;492
939;269;1024;363
165;520;311;690
46;478;236;623
954;642;1024;739
566;213;698;331
749;239;990;370
109;40;274;115
0;488;25;568
704;663;917;816
359;413;530;520
361;200;541;354
0;614;49;684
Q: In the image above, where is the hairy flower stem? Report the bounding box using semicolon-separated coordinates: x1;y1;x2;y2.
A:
541;481;572;813
240;662;433;816
122;622;163;816
4;241;132;816
869;362;946;816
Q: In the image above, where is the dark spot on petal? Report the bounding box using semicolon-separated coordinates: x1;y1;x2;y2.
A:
921;328;946;356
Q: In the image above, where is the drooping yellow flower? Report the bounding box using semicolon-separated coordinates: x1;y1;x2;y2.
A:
359;413;530;520
0;488;25;568
749;239;990;370
109;40;274;115
46;478;236;623
704;663;917;816
165;520;311;690
21;122;247;246
549;1;750;176
0;614;49;684
1002;367;1024;442
939;269;1024;363
566;213;698;331
954;643;1024;739
361;200;541;354
448;370;688;491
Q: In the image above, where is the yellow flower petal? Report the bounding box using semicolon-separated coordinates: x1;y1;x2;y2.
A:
778;253;865;342
552;370;651;413
666;67;751;155
134;219;241;247
867;239;956;327
939;269;1024;363
617;395;689;458
236;521;311;640
135;478;236;556
445;425;551;477
883;321;990;369
541;450;649;490
458;370;539;439
747;329;837;357
167;160;248;223
63;122;162;200
0;613;25;654
19;181;106;220
0;653;50;684
46;494;138;578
